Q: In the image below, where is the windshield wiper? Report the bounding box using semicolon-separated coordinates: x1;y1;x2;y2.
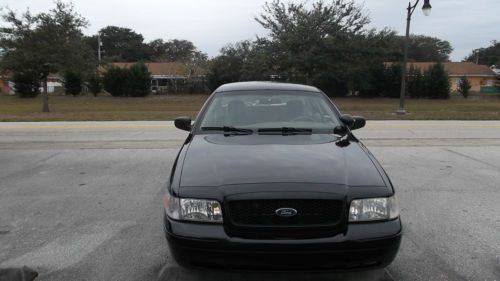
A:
201;126;253;135
258;127;312;135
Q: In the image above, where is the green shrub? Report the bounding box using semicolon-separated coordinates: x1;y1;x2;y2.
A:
12;71;40;98
125;62;151;97
207;56;242;92
87;73;102;97
378;63;450;99
103;66;128;97
64;72;83;96
356;63;386;98
381;63;402;98
103;63;151;97
407;65;425;98
423;62;450;99
458;76;471;98
312;73;349;97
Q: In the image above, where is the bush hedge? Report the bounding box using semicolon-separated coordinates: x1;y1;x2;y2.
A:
103;62;151;97
87;73;102;97
64;72;83;96
12;71;40;98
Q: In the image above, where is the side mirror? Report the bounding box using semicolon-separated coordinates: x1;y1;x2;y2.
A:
340;114;365;130
351;116;366;130
339;114;354;127
174;117;192;131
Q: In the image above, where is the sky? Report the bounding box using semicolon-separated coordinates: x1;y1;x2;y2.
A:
1;0;499;61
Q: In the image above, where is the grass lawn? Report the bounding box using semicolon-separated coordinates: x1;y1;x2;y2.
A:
1;93;500;121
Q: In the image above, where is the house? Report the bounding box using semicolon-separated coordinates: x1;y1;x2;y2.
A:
44;74;64;93
109;62;208;94
0;77;12;95
400;62;498;92
0;73;63;95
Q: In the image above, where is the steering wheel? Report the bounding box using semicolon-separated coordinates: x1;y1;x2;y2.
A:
292;115;316;122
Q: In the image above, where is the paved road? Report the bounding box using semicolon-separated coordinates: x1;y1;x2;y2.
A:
0;121;499;281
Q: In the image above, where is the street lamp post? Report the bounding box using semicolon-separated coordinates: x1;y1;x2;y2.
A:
397;0;432;115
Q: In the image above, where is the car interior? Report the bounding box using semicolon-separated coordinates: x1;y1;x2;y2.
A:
201;95;338;128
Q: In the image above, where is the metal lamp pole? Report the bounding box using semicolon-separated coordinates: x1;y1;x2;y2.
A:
397;0;432;115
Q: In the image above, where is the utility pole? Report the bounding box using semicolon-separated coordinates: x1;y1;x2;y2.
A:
42;76;49;112
97;32;102;64
41;63;50;113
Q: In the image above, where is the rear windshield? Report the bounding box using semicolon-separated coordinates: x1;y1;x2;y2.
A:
197;90;341;133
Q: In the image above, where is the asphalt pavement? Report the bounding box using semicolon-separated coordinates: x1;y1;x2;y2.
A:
0;121;499;281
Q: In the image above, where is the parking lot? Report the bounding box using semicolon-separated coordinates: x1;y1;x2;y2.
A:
0;121;499;281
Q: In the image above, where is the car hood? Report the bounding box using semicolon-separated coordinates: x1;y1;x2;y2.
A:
179;134;386;188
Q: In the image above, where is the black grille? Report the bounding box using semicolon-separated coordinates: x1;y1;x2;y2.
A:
227;199;344;227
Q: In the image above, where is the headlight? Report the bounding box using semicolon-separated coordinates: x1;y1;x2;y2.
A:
163;193;223;223
349;196;399;222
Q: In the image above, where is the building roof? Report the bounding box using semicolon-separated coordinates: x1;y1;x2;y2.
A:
387;62;497;77
110;62;206;77
216;81;321;92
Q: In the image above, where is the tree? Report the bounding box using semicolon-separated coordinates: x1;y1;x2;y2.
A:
356;63;386;98
0;1;95;111
147;38;208;67
191;50;209;68
87;73;102;97
405;35;453;62
346;29;401;97
91;26;149;62
208;0;453;96
102;63;151;97
125;62;151;97
465;40;500;66
147;39;168;60
85;31;208;65
457;76;471;98
64;71;83;96
207;39;275;91
102;66;128;96
208;41;250;91
12;71;40;98
423;62;450;99
207;53;242;91
407;65;425;98
251;0;409;97
381;63;402;98
162;39;196;62
356;63;402;98
379;35;453;62
255;0;369;86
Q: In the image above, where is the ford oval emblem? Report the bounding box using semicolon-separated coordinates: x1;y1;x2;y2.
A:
275;207;298;217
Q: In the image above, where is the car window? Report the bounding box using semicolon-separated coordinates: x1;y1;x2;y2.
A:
198;90;341;133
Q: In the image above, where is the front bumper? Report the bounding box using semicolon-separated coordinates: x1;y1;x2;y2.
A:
163;214;402;271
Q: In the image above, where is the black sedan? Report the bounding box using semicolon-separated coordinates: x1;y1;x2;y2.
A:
163;81;401;270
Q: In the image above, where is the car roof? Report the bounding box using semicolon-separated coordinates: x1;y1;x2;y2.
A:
215;81;321;93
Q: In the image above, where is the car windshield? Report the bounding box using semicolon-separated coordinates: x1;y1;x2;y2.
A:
198;90;341;133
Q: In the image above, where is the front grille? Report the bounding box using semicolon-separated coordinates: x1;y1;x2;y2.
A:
227;199;344;227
